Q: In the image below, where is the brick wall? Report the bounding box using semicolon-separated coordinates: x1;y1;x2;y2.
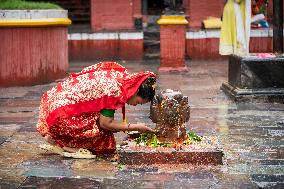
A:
133;0;142;17
91;0;141;32
183;0;224;28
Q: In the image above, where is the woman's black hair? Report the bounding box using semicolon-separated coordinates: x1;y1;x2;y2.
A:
137;77;156;101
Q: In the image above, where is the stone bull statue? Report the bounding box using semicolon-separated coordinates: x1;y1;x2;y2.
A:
150;89;190;143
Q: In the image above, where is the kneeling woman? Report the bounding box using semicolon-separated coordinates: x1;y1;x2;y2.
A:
37;62;156;157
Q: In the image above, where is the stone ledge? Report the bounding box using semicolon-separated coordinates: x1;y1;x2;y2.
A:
221;82;284;103
0;10;71;27
0;10;68;19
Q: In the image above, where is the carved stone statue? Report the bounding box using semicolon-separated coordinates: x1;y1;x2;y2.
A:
150;89;190;143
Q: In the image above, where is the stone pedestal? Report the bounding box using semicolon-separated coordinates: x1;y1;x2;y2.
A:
0;10;71;87
157;15;188;72
118;136;223;165
221;54;284;102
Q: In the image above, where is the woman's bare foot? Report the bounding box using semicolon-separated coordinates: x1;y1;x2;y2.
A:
62;146;80;153
43;134;80;153
44;135;55;145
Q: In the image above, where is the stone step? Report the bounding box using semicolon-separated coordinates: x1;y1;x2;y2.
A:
144;39;160;46
143;53;160;60
143;31;160;40
144;49;160;56
144;40;160;54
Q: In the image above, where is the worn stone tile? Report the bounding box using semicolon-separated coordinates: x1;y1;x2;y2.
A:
139;173;175;181
17;125;37;133
212;174;257;189
72;159;117;178
0;112;34;123
256;160;284;166
164;180;216;189
174;171;216;180
0;124;21;137
0;168;26;184
0;136;7;145
7;132;42;144
0;107;35;113
0;181;22;189
19;176;101;189
101;178;163;189
114;167;160;181
250;174;284;189
0;83;54;99
0;99;39;107
21;159;73;177
0;142;45;169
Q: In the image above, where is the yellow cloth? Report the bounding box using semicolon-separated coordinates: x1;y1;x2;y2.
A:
202;17;222;29
219;0;251;56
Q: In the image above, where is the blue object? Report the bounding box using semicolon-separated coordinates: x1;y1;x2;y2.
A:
259;20;269;28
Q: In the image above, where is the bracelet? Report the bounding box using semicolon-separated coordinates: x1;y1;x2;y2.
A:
127;123;131;129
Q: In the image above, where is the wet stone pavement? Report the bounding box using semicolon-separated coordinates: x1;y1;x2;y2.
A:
0;60;283;189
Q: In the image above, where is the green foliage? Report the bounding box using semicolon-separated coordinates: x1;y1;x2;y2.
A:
187;131;202;142
134;133;172;147
116;163;126;171
0;0;62;10
134;131;202;147
184;131;202;145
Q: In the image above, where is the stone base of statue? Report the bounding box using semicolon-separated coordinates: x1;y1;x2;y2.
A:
118;136;223;165
221;54;284;102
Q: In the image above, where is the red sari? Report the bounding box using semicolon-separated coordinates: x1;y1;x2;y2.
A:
37;62;156;154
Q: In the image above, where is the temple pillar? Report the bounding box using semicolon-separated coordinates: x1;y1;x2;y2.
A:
157;15;188;71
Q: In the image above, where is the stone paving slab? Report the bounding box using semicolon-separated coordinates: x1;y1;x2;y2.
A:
0;112;35;123
19;176;101;189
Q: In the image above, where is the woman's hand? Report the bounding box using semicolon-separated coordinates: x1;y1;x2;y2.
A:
99;115;156;133
130;123;156;133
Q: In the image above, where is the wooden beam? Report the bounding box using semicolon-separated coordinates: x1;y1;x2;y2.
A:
273;0;283;53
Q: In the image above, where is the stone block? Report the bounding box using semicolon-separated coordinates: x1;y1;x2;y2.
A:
118;136;223;165
221;54;284;102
